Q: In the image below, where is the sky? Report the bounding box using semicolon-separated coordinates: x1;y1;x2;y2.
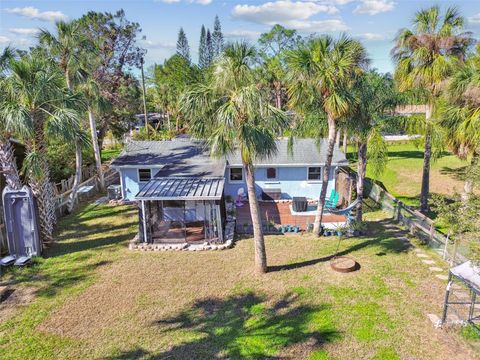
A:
0;0;479;74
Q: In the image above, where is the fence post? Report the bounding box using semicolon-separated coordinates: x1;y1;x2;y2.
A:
396;202;403;223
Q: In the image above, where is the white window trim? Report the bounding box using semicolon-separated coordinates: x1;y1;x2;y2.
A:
228;167;244;183
138;168;152;183
306;166;323;183
266;167;278;180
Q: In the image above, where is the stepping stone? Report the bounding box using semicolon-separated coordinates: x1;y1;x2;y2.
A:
429;267;443;272
436;274;449;281
416;253;429;258
427;313;441;328
422;259;435;265
414;248;423;253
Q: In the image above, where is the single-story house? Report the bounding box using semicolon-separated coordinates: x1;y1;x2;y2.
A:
111;138;348;245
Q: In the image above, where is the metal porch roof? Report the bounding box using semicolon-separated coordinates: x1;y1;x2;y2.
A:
135;177;225;201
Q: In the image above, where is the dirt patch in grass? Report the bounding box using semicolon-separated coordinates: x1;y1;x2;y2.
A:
1;203;479;359
0;285;37;323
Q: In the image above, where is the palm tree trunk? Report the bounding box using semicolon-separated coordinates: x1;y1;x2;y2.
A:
420;104;433;214
88;109;105;190
462;151;479;202
28;121;57;244
343;131;347;153
356;141;367;222
244;161;267;274
65;69;84;212
274;81;282;109
313;114;336;236
67;140;83;213
0;138;22;189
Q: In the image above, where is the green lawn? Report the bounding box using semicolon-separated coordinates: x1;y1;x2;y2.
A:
101;147;122;164
0;203;476;359
348;143;470;208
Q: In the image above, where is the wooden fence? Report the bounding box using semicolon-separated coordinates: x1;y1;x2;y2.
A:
54;167;119;216
54;165;97;194
363;178;468;265
0;167;119;254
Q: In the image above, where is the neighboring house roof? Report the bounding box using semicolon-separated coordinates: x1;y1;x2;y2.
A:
394;105;427;115
226;139;348;166
111;138;348;172
136;177;225;200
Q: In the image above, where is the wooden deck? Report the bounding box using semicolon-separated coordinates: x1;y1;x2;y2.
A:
236;201;346;231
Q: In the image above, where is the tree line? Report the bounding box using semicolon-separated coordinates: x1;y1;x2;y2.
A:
0;10;144;244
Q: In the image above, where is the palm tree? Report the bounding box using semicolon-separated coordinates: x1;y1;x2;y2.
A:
349;71;398;221
78;76;107;189
39;20;90;212
392;5;473;213
441;44;480;199
286;35;368;235
0;46;22;190
181;42;288;274
1;56;81;243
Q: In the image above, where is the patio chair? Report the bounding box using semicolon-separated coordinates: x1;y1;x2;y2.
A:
324;190;340;209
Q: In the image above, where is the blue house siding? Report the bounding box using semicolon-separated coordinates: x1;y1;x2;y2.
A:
224;166;337;200
118;165;338;202
119;167;159;201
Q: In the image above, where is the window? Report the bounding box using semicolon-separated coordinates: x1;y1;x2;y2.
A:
138;168;151;182
266;167;277;179
308;167;322;181
229;167;243;182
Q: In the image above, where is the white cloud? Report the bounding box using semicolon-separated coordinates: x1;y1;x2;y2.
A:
155;0;212;5
5;6;67;22
139;39;175;49
284;19;348;32
225;30;262;39
232;1;347;33
233;1;338;25
328;0;355;4
0;36;11;45
8;28;40;35
353;0;395;15
468;13;480;24
356;32;388;41
0;36;31;47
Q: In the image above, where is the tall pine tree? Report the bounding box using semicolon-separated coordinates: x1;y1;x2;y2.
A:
176;27;190;63
206;29;213;65
198;25;207;68
212;15;224;57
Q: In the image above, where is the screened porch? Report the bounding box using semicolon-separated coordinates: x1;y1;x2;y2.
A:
136;177;225;244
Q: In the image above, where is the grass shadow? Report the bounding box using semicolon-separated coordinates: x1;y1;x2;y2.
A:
105;292;339;359
439;165;468;181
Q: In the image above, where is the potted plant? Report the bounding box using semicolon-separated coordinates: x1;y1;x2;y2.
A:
335;225;348;237
267;220;276;233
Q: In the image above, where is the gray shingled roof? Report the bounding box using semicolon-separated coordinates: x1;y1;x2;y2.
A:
226;139;348;166
111;138;347;171
111;139;226;177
